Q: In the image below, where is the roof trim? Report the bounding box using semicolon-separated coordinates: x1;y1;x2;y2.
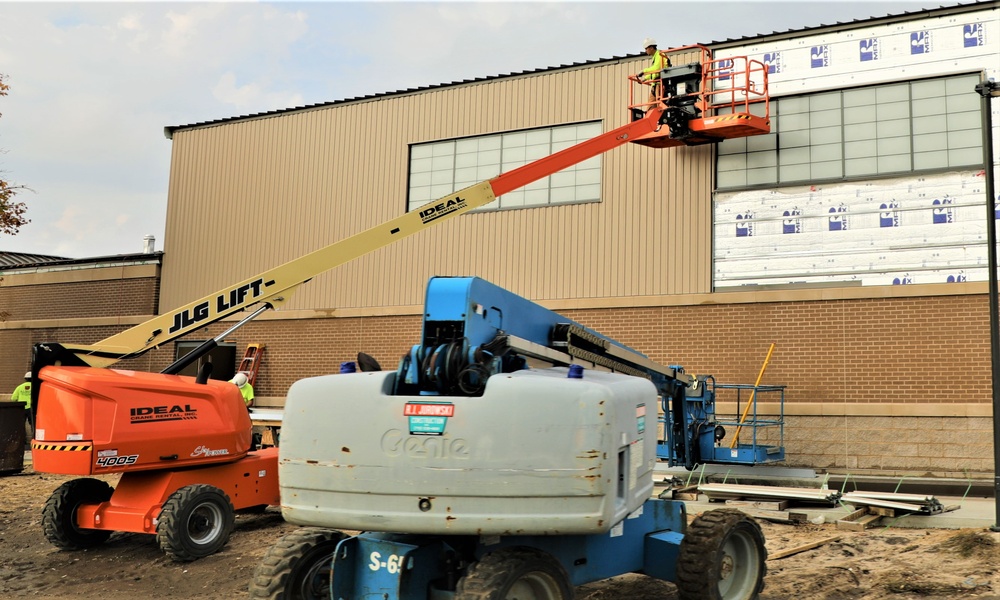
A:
0;251;164;273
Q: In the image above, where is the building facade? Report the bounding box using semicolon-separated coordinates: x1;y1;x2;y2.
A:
4;2;997;479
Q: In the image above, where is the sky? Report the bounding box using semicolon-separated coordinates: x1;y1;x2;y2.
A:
0;0;963;259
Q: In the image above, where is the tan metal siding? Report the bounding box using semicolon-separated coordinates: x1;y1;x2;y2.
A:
161;56;714;313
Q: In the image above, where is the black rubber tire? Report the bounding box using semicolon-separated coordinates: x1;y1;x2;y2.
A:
456;547;573;600
248;527;347;600
155;484;235;562
676;508;767;600
41;477;114;550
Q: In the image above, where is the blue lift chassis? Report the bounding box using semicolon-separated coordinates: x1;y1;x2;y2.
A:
252;500;766;600
331;499;685;599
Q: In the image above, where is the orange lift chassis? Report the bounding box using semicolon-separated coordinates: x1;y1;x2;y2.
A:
28;43;770;562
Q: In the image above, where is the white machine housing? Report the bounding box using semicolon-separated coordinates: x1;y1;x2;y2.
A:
278;366;657;535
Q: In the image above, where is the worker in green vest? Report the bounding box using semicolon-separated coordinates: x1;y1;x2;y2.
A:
11;371;33;438
636;37;667;106
230;372;255;408
230;372;259;449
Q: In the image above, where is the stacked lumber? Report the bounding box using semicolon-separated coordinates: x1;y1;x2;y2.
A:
698;483;841;505
841;491;944;515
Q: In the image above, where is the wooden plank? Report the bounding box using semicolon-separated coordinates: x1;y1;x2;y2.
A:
741;509;808;525
868;506;895;517
260;427;276;448
769;535;842;560
837;507;869;523
726;499;788;511
837;513;881;531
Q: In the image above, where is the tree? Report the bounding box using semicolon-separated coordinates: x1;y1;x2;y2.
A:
0;73;29;236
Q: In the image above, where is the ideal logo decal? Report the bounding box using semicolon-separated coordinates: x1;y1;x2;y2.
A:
810;46;830;69
860;38;880;62
947;271;967;283
964;24;984;48
168;278;275;334
130;404;198;424
418;196;468;225
910;31;931;55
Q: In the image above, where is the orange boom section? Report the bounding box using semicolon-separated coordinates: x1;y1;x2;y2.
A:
31;367;252;476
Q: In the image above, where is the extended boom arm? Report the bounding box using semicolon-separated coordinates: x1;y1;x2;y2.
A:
33;107;667;374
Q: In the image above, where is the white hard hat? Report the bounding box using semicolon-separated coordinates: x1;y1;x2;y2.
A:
643;38;657;49
24;371;31;380
232;373;248;388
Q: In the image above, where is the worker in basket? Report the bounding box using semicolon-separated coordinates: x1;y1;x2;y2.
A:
636;37;667;107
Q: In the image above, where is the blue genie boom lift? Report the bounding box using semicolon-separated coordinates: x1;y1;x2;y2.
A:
256;276;769;600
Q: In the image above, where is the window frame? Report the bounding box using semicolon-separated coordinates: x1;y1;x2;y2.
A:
407;120;605;213
715;72;985;192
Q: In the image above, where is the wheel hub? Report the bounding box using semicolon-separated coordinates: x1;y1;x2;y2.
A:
187;505;222;544
719;553;735;580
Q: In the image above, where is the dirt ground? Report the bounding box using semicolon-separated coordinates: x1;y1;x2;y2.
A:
1;468;999;600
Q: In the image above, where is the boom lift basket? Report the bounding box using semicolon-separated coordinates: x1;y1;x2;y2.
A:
629;44;770;148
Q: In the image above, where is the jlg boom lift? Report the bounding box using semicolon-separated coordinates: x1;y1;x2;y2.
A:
29;44;772;598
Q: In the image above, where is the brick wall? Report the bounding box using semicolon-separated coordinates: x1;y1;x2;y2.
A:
3;285;992;478
0;279;159;321
783;415;992;477
212;293;992;478
0;274;162;388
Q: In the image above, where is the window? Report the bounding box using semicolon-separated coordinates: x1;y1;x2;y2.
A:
407;121;603;212
716;73;983;190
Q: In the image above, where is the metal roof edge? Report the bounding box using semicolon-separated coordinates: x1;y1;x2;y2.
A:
0;251;164;273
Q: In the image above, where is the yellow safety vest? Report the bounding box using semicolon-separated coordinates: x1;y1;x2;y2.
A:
230;381;254;406
11;382;31;409
641;51;667;82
